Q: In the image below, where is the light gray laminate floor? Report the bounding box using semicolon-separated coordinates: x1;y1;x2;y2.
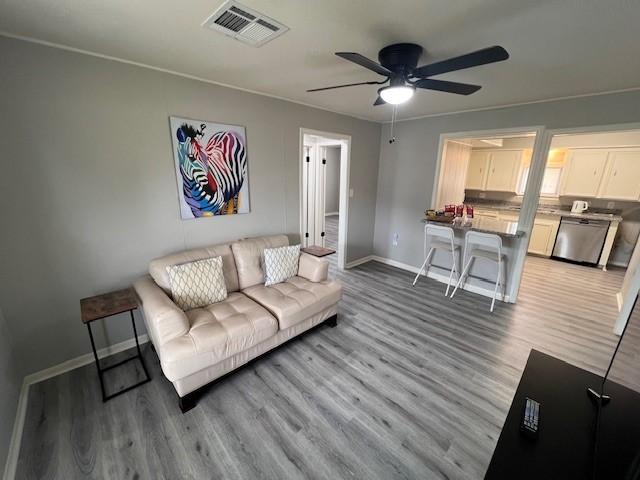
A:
16;226;626;479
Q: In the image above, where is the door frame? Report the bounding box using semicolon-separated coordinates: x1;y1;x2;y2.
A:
431;125;546;304
299;128;351;270
543;122;640;335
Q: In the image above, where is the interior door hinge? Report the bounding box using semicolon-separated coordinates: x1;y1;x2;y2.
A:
305;232;309;238
322;158;326;165
306;156;310;163
321;232;325;237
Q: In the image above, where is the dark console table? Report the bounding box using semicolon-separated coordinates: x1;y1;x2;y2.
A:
486;349;640;479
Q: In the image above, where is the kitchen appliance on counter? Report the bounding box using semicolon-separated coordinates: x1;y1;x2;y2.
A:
551;217;609;265
571;200;589;213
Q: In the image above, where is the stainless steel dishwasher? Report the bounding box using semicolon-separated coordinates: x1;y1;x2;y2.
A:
551;217;610;265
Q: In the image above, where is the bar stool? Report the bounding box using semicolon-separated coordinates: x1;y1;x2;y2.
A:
412;224;460;296
450;230;505;312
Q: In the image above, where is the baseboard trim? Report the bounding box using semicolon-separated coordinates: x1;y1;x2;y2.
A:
370;255;511;302
2;334;149;480
324;212;339;217
345;255;374;269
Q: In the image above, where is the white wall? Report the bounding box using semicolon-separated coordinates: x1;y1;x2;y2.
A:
0;307;21;475
324;146;341;214
0;36;381;375
374;89;640;291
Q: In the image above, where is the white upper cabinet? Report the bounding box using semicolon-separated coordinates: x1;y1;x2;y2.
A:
465;149;522;192
465;151;490;190
485;150;522;192
560;149;608;197
598;150;640;201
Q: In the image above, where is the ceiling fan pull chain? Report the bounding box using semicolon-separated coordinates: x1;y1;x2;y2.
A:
389;105;397;144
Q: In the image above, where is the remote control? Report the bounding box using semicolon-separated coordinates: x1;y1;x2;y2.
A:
520;397;540;439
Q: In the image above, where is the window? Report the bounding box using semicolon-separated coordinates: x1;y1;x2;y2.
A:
518;166;562;196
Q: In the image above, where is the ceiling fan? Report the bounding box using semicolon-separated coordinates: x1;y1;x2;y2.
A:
307;43;509;106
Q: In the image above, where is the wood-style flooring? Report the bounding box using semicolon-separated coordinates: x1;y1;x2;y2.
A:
16;226;626;479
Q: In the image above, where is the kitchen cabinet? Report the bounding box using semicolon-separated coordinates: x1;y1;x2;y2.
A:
465;149;522;192
528;216;560;256
560;149;608;197
475;208;500;219
475;209;560;257
466;151;490;190
599;150;640;201
486;150;523;192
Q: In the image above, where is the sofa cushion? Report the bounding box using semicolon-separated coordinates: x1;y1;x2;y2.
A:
242;276;342;330
184;292;278;365
231;235;289;289
264;244;300;286
150;243;239;295
167;257;227;310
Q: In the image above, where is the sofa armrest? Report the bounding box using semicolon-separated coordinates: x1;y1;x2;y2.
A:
134;276;190;347
298;252;329;282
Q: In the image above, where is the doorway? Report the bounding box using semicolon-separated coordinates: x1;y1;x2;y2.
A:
300;128;351;270
533;127;640;334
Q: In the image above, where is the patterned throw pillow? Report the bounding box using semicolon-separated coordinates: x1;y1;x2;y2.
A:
166;257;227;310
263;244;301;286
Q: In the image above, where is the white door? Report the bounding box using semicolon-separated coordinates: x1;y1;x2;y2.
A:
301;143;328;247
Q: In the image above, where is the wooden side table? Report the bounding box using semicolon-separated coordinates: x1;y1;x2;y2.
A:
301;245;336;257
80;287;151;402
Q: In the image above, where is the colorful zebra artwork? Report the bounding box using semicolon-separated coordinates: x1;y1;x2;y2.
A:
169;117;250;219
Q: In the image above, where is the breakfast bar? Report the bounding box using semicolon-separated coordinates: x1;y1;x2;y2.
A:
417;216;525;305
421;216;525;238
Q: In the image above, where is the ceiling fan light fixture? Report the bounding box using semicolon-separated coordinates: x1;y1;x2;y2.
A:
379;85;415;104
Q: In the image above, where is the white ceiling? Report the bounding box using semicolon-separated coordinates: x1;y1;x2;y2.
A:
1;0;639;122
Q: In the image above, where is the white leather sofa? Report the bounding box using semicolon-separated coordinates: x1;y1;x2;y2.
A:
134;234;342;412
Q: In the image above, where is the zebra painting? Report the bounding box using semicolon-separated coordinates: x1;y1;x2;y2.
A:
170;117;250;219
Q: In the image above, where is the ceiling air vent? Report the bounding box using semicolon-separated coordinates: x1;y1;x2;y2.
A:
203;1;289;47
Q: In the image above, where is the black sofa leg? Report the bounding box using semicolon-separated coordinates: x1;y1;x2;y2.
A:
325;314;338;328
179;391;199;413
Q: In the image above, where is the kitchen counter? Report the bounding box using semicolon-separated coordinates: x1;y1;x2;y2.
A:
473;203;623;222
421;217;525;238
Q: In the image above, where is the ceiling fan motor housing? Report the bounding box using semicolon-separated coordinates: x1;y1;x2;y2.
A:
378;43;423;74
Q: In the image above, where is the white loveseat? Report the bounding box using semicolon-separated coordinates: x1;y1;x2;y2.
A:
134;234;342;412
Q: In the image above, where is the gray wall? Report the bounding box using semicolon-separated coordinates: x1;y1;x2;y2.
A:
374;90;640;289
0;307;21;475
0;36;381;375
324;146;341;214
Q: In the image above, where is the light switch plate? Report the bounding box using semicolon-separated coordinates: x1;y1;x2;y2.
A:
349;188;354;198
607;201;615;209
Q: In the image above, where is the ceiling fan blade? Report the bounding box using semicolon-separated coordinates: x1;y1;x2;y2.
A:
373;96;386;106
307;80;386;92
336;52;392;77
414;78;482;95
412;46;509;78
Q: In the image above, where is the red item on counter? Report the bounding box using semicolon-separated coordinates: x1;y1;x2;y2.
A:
455;204;464;217
466;205;474;219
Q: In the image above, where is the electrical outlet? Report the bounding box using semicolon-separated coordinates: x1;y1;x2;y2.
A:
479;192;486;199
392;233;399;247
349;188;354;198
607;201;615;209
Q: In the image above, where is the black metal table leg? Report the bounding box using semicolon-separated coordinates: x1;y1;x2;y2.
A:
87;322;107;401
87;310;151;402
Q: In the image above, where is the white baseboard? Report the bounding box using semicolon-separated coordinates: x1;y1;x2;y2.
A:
2;334;149;480
345;255;374;269
370;255;511;302
324;212;339;217
616;291;624;312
